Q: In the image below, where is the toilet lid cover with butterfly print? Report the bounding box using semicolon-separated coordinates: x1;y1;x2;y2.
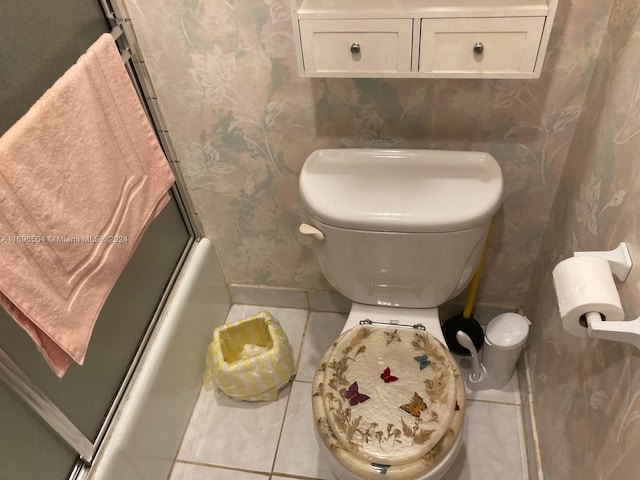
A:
313;325;464;471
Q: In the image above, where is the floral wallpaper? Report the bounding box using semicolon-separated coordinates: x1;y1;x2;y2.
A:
120;0;611;306
119;0;640;475
524;0;640;476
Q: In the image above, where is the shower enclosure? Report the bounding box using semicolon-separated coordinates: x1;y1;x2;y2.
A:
0;1;229;479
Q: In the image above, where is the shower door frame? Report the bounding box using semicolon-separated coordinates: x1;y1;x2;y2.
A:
0;0;206;478
64;0;207;474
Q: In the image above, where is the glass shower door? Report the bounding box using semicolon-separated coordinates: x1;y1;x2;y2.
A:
0;1;193;478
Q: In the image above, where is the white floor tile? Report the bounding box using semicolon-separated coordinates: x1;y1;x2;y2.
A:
442;400;527;480
296;312;346;382
174;304;531;480
273;381;335;479
170;462;269;479
177;385;290;472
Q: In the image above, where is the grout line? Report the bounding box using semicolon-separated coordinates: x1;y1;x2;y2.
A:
269;313;310;476
307;308;349;314
271;472;325;480
166;460;177;479
173;459;270;476
229;301;348;315
293;379;313;384
293;310;312;378
466;397;523;407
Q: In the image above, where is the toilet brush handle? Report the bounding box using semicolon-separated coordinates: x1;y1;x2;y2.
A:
463;265;482;319
463;222;491;318
456;331;485;382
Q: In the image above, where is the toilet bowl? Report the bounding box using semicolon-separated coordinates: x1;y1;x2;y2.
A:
313;304;464;480
299;149;503;480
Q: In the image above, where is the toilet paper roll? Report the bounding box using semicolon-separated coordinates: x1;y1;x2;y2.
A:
552;256;624;337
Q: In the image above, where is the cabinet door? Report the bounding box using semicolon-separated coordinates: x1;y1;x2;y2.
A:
299;19;413;76
419;17;545;76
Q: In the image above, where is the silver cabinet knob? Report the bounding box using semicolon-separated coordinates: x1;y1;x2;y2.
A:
473;42;484;55
350;42;361;55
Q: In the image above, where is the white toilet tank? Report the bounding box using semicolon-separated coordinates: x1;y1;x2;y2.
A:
299;149;503;308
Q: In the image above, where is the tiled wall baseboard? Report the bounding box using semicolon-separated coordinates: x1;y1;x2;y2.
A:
229;284;518;319
229;284;352;313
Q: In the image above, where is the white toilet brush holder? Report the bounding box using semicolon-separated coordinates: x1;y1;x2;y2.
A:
456;313;529;391
455;331;490;390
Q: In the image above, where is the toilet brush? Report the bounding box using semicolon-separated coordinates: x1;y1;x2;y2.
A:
442;225;491;355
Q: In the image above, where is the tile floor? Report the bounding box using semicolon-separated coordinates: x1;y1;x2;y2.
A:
171;305;529;480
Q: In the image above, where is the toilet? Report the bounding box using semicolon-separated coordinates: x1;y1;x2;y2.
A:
299;149;503;480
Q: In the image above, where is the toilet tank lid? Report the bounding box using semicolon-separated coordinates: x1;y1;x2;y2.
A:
299;149;504;232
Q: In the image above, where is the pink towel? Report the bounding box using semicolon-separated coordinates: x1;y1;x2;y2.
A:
0;34;175;377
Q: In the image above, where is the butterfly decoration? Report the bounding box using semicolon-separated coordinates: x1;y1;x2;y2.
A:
380;366;399;383
344;381;370;406
400;392;428;417
384;329;401;345
414;355;431;370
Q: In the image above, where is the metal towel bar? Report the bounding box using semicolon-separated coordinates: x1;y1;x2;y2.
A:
0;347;95;462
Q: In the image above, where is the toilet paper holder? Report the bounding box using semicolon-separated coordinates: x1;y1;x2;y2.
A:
573;242;632;282
569;242;640;350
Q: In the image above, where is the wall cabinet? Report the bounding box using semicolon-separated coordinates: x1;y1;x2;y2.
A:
290;0;558;79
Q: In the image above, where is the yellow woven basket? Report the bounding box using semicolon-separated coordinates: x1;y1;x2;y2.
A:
203;311;295;401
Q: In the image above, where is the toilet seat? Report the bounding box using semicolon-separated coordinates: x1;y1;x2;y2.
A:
312;324;465;480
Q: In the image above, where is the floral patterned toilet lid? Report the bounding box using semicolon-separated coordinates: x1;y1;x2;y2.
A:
312;325;465;479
